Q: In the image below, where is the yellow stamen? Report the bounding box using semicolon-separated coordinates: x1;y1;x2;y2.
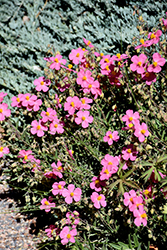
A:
105;65;110;71
104;58;109;63
44;201;49;205
97;195;102;201
82;76;87;81
140;38;145;44
67;233;71;239
68;64;73;69
82;116;86;121
95;179;100;184
130;197;133;202
26;96;29;100
54;124;58;128
16;98;20;102
55;58;59;63
37;125;41;130
150;33;156;39
87;41;91;45
108;162;113;165
128;123;134;128
137;61;142;67
145;72;150;77
71;101;75;107
100;53;104;57
116;53;121;59
127;149;132;153
104;169;109;174
58;184;62;189
41;81;44;85
144;189;150;195
0;147;4;152
153;61;158;67
0;109;3;113
129;117;133;121
24;155;28;160
141;129;146;134
76;53;80;57
57;166;62;171
81;99;86;104
109;134;113;139
88;84;92;89
70;192;74;197
141;213;147;218
46;112;50;116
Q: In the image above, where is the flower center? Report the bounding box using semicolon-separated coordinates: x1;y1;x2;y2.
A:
55;58;59;63
0;147;4;152
108;161;113;165
141;213;147;218
97;195;102;201
87;41;91;45
145;72;150;77
81;99;86;104
127;149;132;154
16;98;20;102
44;201;49;205
0;109;3;113
153;61;158;67
141;129;146;134
76;53;80;57
57;166;62;171
137;203;143;207
41;81;44;85
128;123;134;128
144;189;150;195
88;84;92;89
54;124;58;128
46;112;50;116
129;117;133;121
116;53;121;59
100;53;104;57
95;179;100;184
109;134;113;139
37;125;41;130
137;61;142;67
140;38;145;44
26;96;29;100
70;192;74;197
82;76;87;81
58;184;62;189
104;169;109;174
104;58;109;63
67;233;71;239
68;64;73;69
105;65;110;71
24;155;28;160
150;33;156;39
130;197;133;202
71;101;75;107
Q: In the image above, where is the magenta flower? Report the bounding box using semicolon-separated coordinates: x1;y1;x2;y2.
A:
30;119;48;137
101;154;119;168
0;146;9;158
122;110;140;126
52;181;66;196
103;130;119;145
51;161;64;178
27;98;42;112
130;196;143;212
122;144;138;161
49;120;64;134
135;38;152;50
123;190;137;207
90;176;106;192
141;71;156;85
133;205;147;227
55;94;62;109
45;225;59;238
90;192;107;209
0;92;7;102
18;149;33;163
76;69;94;88
62;184;82;204
21;93;36;108
0;103;11;121
69;48;85;65
40;198;55;212
100;165;117;180
134;121;149;142
79;97;93;110
130;54;147;74
75;110;93;128
148;52;166;73
148;30;162;45
49;54;66;70
83;80;101;99
34;76;51;92
60;226;77;245
64;96;81;115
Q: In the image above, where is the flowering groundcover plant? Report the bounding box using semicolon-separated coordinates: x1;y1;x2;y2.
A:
0;12;167;249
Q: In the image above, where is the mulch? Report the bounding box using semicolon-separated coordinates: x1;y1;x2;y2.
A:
0;174;41;250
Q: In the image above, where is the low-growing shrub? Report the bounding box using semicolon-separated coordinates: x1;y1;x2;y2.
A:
1;12;167;250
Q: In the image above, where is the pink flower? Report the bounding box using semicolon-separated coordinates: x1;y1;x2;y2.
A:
62;184;82;204
83;80;101;99
162;17;167;28
99;54;112;66
83;38;94;48
69;48;85;65
133;205;147;227
40;108;57;123
30;119;48;137
148;30;162;45
40;198;55;212
76;69;94;88
0;146;9;158
101;154;119;168
103;130;119;145
122;110;140;126
111;53;128;62
75;110;93;128
64;96;81;115
130;54;147;74
34;76;51;92
135;38;152;50
18;149;33;163
0;92;7;102
134;121;149;142
51;161;64;179
100;165;116;180
0;103;11;121
21;93;36;108
147;53;166;73
27;98;42;112
130;196;143;212
65;211;80;228
123;190;137;207
52;181;66;196
60;226;77;245
11;94;25;108
90;176;106;192
90;192;107;209
48;54;66;70
79;97;93;110
122;144;138;161
49;120;64;134
55;94;62;109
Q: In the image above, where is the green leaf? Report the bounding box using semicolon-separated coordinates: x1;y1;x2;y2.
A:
157;154;167;164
